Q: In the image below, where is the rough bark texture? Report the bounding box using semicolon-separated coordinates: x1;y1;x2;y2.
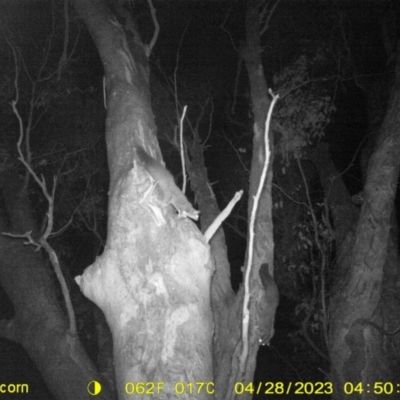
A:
234;0;277;393
329;40;400;399
309;144;359;249
187;136;241;399
72;1;214;399
0;171;114;400
183;2;279;395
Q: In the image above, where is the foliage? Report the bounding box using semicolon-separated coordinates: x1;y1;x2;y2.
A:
273;52;336;161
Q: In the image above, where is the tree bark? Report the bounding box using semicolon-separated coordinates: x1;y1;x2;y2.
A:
0;170;114;400
71;1;214;399
329;39;400;399
239;0;277;386
186;132;241;399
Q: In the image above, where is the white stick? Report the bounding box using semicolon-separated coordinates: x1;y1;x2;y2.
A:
179;105;188;192
239;89;279;374
204;190;243;243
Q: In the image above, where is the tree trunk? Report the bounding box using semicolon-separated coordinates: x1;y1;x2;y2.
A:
329;40;400;399
0;170;114;400
190;1;279;398
238;0;278;387
71;1;214;399
201;1;279;398
186;130;242;399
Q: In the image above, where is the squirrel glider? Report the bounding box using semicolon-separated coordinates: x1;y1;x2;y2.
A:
136;146;199;221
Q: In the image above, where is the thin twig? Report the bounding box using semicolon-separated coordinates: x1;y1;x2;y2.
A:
146;0;159;56
179;105;187;192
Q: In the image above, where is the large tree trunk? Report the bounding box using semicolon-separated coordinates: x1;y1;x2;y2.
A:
71;2;279;399
329;40;400;399
71;1;213;399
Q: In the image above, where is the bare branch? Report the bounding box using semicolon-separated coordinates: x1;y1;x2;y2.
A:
231;58;243;114
173;22;190;122
220;7;239;52
259;0;282;37
179;105;188;192
57;0;70;80
221;131;250;174
203;98;214;146
146;0;159;56
204;190;243;243
40;238;77;335
2;231;41;251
